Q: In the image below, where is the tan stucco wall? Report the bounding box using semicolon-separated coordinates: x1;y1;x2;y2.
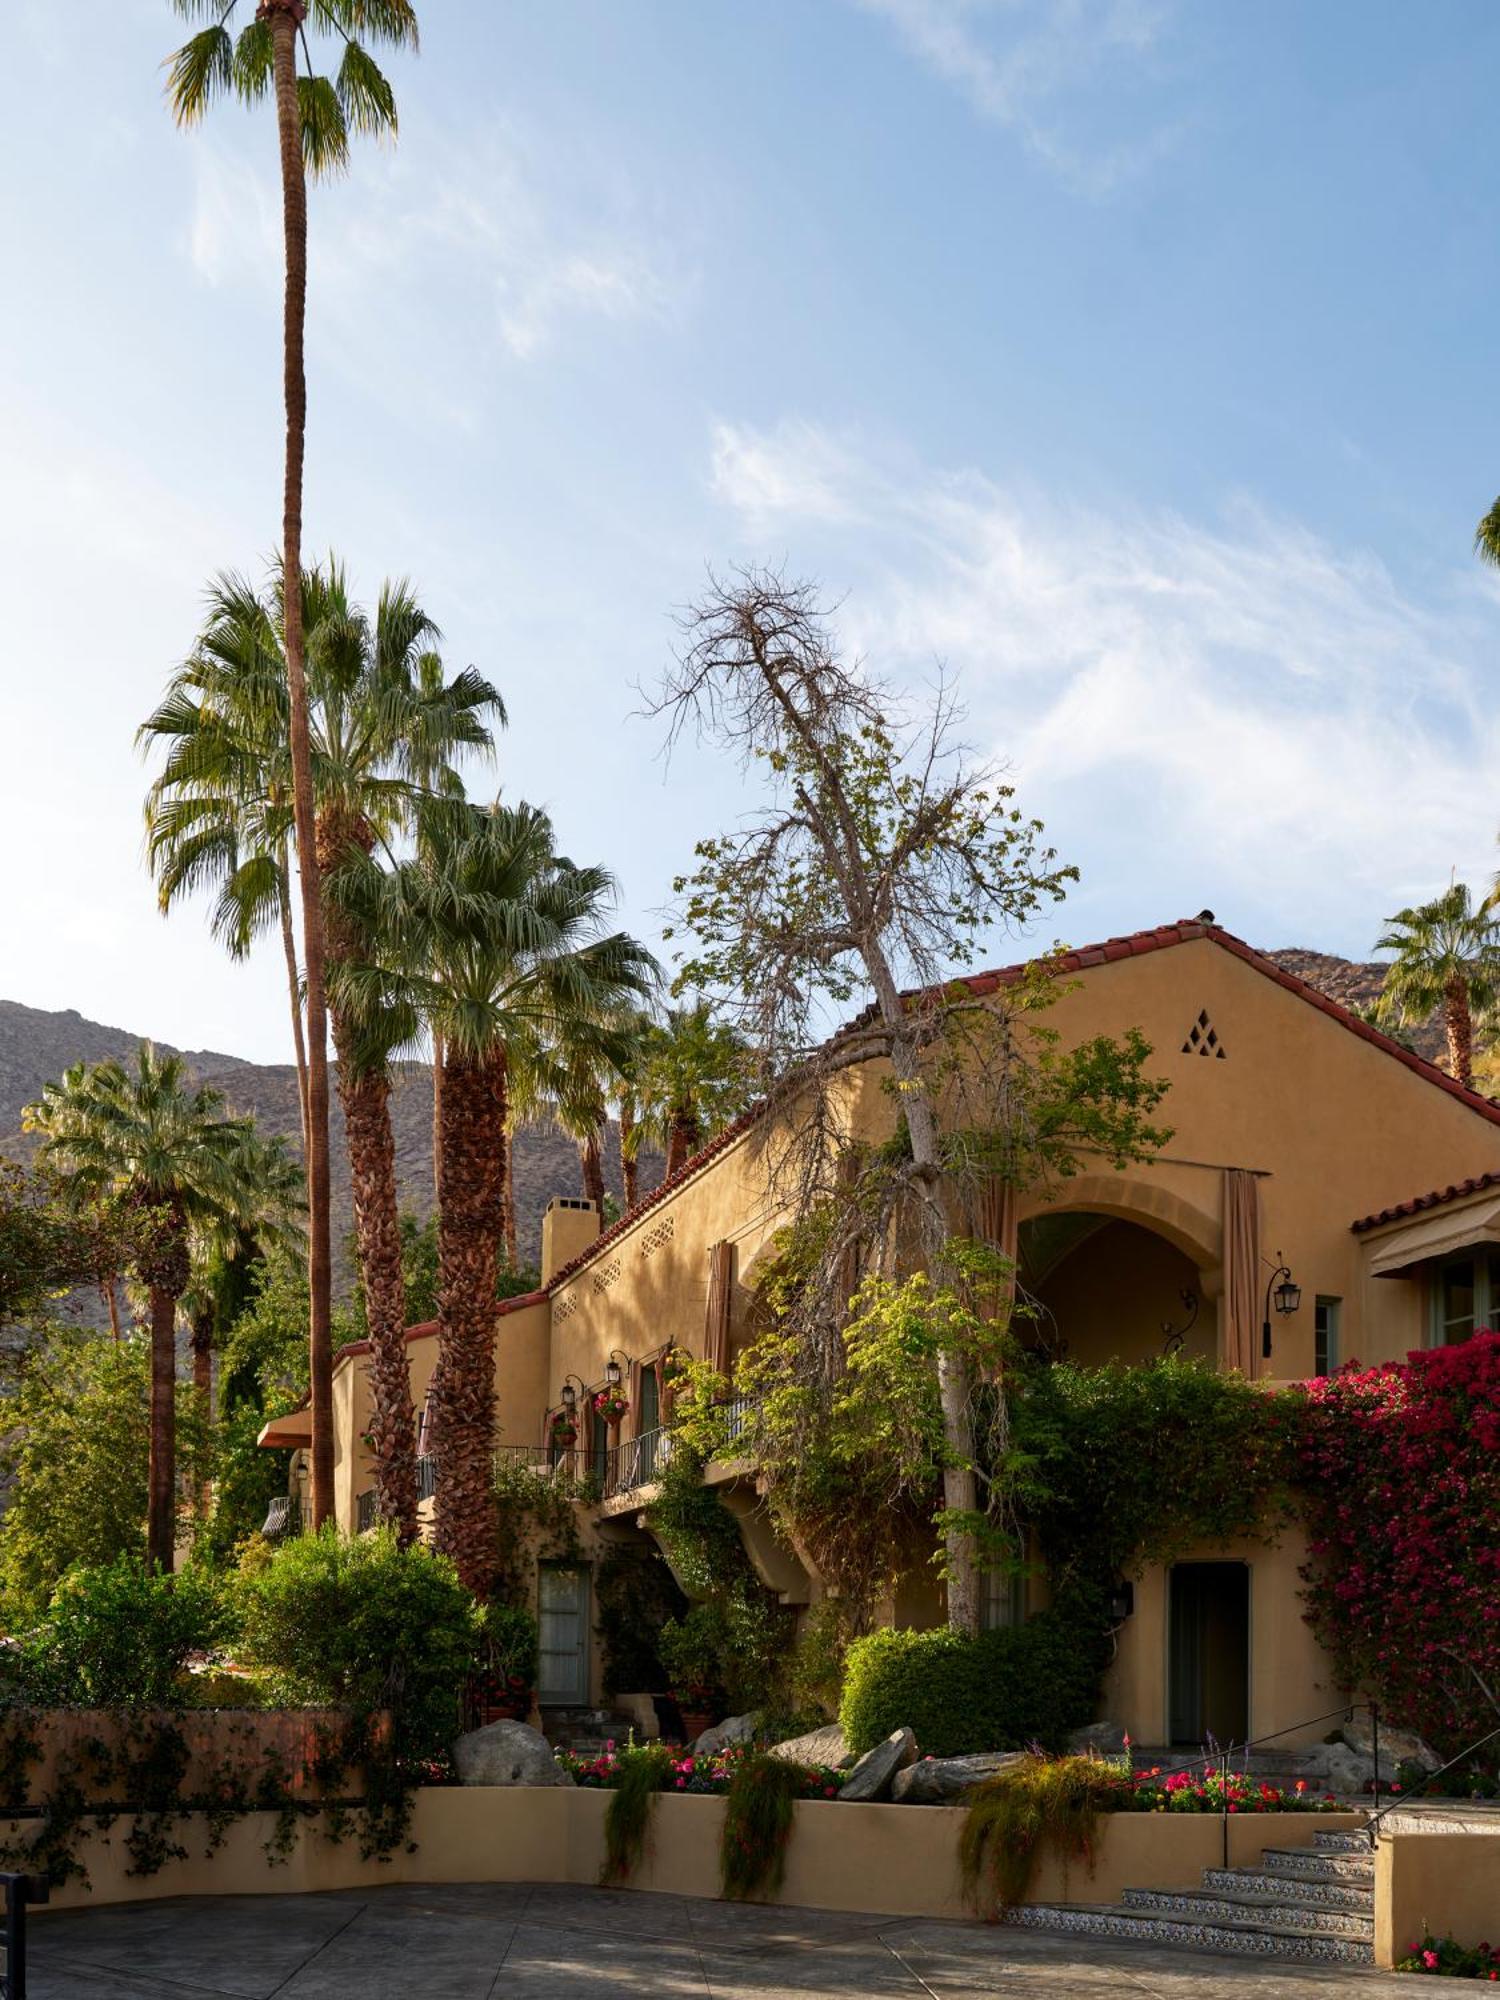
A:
15;1789;1360;1919
1375;1831;1500;1967
1035;1219;1210;1367
1102;1530;1339;1749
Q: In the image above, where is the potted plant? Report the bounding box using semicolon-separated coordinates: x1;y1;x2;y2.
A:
470;1603;539;1725
658;1605;728;1741
593;1386;630;1426
549;1409;578;1451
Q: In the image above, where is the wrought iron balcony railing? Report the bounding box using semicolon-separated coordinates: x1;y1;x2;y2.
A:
261;1495;301;1539
355;1488;378;1534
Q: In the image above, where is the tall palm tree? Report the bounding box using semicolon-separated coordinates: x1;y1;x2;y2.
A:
633;1000;751;1178
183;1125;305;1420
24;1048;260;1569
344;798;656;1592
165;0;420;1531
142;563;503;1545
1375;882;1500;1088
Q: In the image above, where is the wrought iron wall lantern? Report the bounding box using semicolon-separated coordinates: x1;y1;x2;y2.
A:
558;1374;587;1413
1160;1287;1200;1356
605;1351;631;1388
1261;1253;1301;1359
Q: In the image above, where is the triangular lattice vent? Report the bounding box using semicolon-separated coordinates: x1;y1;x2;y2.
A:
1182;1009;1226;1058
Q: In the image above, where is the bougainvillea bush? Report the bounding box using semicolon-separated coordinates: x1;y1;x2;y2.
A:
555;1741;843;1798
1294;1333;1500;1755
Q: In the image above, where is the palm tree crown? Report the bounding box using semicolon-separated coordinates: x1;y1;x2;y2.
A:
1374;881;1500;1088
633;999;752;1178
166;0;419;177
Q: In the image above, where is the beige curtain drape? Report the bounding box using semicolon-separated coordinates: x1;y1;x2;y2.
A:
705;1240;734;1375
1221;1169;1261;1378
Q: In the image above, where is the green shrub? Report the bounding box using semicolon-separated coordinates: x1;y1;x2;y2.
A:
233;1527;476;1760
719;1749;806;1900
10;1556;226;1707
601;1742;671;1884
839;1615;1098;1759
960;1753;1119;1914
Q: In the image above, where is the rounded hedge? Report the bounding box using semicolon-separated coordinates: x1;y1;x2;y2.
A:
839;1615;1098;1759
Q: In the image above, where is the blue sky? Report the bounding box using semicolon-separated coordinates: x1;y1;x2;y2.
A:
5;0;1500;1061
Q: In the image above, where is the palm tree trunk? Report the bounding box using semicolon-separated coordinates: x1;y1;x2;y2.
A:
101;1278;122;1342
620;1097;639;1211
341;1063;419;1545
430;1046;507;1596
278;862;310;1157
148;1283;179;1572
266;1;335;1530
190;1303;216;1519
431;1029;444;1207
1446;975;1473;1087
580;1128;606;1212
665;1108;700;1179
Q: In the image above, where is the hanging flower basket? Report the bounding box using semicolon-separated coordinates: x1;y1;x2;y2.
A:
592;1388;630;1425
549;1415;579;1449
660;1349;690;1386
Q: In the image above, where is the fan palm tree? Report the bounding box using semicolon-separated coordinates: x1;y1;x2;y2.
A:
183;1125;305;1420
343;797;656;1592
24;1047;261;1569
632;1000;751;1178
1374;882;1500;1088
525;1014;640;1216
142;563;503;1546
165;0;420;1532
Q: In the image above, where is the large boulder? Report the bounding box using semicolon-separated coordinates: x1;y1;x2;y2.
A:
453;1720;574;1787
693;1712;762;1756
892;1751;1027;1805
1340;1717;1440;1773
1317;1743;1378;1797
1068;1721;1128;1759
838;1727;918;1803
770;1724;853;1770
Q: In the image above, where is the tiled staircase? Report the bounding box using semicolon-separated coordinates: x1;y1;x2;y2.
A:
1007;1828;1375;1965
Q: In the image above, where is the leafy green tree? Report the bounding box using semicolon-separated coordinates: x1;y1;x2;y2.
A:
165;0;421;1535
0;1163;129;1346
652;571;1167;1630
0;1329;208;1623
1374;881;1500;1087
9;1556;225;1706
23;1048;278;1570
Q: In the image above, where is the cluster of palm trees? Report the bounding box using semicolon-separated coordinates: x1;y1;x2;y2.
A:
23;1049;302;1571
1374;880;1500;1090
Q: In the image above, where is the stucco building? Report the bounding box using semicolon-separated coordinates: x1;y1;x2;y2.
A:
261;917;1500;1749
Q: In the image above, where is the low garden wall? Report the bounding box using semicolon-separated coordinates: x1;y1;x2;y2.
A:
1375;1831;1500;1969
7;1708;380;1804
14;1788;1362;1919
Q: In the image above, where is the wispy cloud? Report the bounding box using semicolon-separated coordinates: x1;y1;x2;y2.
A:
710;418;1500;951
185;114;690;364
851;0;1183;195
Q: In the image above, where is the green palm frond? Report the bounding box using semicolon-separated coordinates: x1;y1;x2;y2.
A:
232;19;274;103
336;39;397;137
1476;497;1500;570
165;23;234;125
1374;881;1500;1028
298;73;350;177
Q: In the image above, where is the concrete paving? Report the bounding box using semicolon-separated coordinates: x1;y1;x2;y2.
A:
26;1883;1416;1997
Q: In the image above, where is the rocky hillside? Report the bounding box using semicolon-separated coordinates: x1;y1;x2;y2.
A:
0;999;661;1288
1263;950;1445;1066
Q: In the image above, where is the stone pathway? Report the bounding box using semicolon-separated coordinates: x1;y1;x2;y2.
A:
26;1883;1415;1997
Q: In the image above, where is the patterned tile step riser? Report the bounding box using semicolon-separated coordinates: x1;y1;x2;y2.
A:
1260;1847;1374;1883
1202;1868;1370;1909
1312;1831;1375;1855
1119;1889;1373;1939
1006;1905;1374;1967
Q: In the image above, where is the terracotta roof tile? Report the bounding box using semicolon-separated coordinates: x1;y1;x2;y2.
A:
1351;1172;1500;1235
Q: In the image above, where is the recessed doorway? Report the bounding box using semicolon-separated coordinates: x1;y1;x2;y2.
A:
1169;1561;1249;1747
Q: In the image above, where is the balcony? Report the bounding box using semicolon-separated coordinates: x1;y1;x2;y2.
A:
355;1488;378;1534
261;1495;301;1538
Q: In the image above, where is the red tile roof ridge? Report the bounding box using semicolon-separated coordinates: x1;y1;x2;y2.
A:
1351;1171;1500;1235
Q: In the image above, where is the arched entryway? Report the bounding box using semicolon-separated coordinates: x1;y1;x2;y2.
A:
1018;1212;1214;1368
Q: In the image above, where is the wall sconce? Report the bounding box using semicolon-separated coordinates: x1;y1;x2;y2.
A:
605;1351;630;1389
1262;1253;1301;1359
1108;1580;1135;1623
559;1374;585;1412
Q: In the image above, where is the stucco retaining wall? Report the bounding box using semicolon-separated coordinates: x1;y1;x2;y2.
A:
1375;1831;1500;1968
12;1790;1361;1920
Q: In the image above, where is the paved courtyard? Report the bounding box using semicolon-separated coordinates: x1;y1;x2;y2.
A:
26;1883;1412;1997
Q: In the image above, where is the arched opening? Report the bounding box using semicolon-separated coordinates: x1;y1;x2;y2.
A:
1018;1212;1213;1368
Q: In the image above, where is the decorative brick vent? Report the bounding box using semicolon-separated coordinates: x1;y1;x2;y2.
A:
554;1293;579;1322
591;1259;623;1294
640;1216;675;1258
1182;1009;1226;1058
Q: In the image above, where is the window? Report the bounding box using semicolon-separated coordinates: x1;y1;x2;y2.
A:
980;1569;1024;1631
1313;1297;1340;1377
1431;1254;1500;1345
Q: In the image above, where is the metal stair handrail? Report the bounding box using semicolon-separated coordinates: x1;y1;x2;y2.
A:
1363;1719;1500;1847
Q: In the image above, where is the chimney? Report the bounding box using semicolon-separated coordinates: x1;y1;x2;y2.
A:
541;1196;600;1285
